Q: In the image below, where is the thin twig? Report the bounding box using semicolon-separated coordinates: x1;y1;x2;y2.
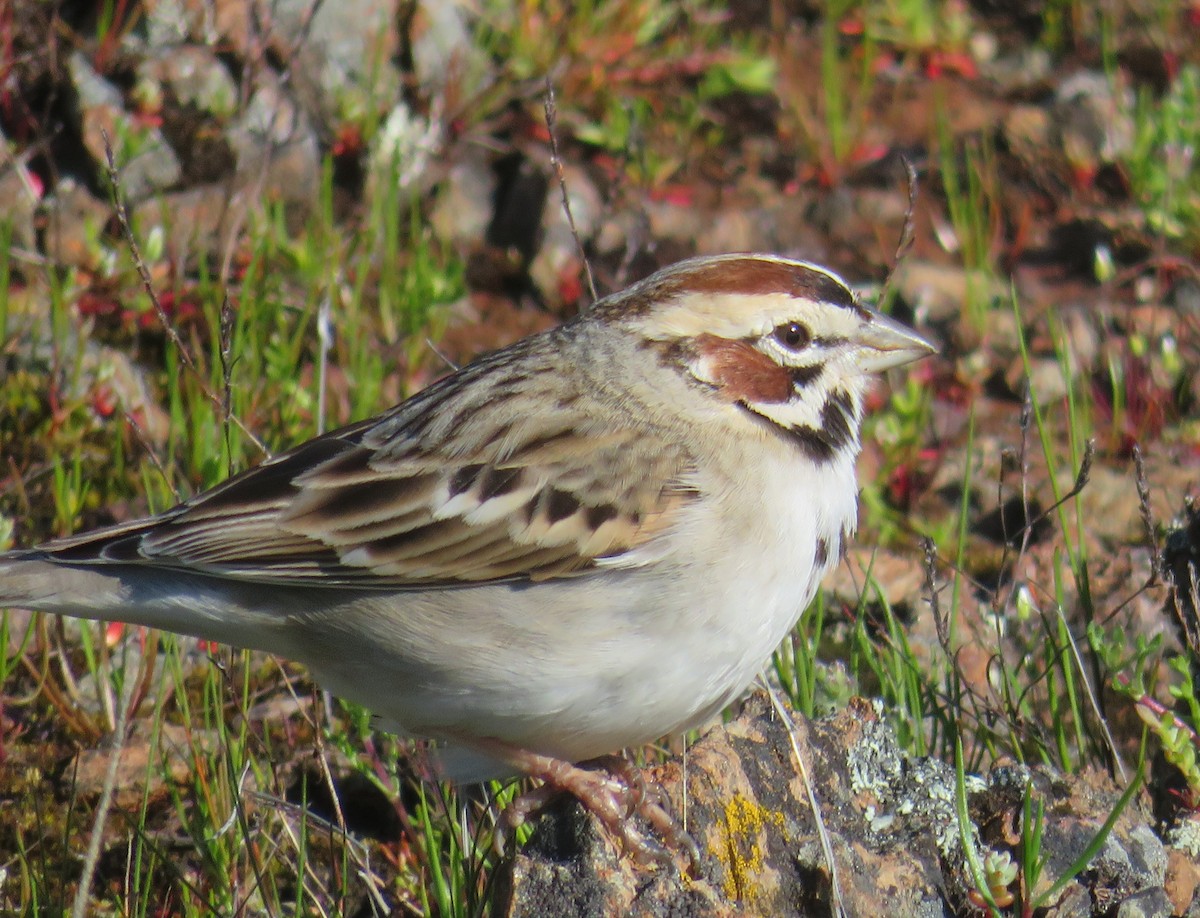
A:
879;157;919;310
424;337;461;373
71;644;137;918
218;294;237;475
923;536;949;650
102;134;197;374
1018;439;1095;541
760;678;846;918
120;411;181;503
1132;443;1160;583
543;77;597;302
317;294;333;435
1054;602;1127;783
894;157;920;268
100;131;268;457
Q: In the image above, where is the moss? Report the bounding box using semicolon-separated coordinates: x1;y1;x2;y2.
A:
711;792;786;904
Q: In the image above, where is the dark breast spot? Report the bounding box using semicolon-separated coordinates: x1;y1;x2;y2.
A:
785;425;837;462
820;389;857;451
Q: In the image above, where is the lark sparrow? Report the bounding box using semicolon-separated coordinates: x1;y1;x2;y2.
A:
0;253;934;859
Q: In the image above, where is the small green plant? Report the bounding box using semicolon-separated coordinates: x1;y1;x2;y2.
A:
851;0;974;57
935;122;1004;328
1126;64;1200;247
860;368;938;541
980;848;1019;908
775;0;881;184
1016;759;1144;913
1092;621;1200;808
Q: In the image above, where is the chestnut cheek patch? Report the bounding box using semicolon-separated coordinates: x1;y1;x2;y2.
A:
693;334;792;404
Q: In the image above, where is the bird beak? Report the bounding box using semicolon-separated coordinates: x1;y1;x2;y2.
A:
855;311;937;373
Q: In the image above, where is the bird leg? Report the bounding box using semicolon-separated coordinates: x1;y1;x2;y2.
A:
484;744;698;870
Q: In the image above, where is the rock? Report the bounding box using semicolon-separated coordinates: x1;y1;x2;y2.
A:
1165;838;1200;914
277;0;402;132
822;546;925;611
72;720;221;811
0;128;41;253
93;345;173;447
645;195;702;245
980;45;1053;95
1010;354;1070;406
141;0;192;46
137;46;238;119
69;51;182;201
1055;70;1135;168
429;151;496;248
38;177;113;271
893;260;1007;325
410;0;491;98
1073;464;1146;544
1170;277;1200;316
496;693;1173;916
227;68;321;210
3;608;35;656
695;208;761;254
131;183;248;265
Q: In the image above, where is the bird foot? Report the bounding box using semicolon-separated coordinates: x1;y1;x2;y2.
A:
489;747;699;871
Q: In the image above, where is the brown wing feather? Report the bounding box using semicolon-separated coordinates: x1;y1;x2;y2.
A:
41;335;698;588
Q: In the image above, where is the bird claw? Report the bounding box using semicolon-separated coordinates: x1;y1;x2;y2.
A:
491;750;699;873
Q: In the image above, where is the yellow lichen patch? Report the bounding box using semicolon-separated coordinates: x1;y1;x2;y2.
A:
710;793;786;903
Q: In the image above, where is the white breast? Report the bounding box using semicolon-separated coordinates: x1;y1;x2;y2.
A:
291;433;860;780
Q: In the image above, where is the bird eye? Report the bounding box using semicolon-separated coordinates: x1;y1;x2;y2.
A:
773;322;811;350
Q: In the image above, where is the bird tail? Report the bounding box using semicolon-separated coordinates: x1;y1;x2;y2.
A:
0;551;134;617
0;551;286;651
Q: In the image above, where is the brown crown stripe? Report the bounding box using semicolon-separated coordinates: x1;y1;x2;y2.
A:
600;257;861;317
688;260;855;308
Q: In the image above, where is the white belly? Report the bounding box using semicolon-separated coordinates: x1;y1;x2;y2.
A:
292;446;858;780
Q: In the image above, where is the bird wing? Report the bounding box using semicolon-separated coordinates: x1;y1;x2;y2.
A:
41;345;697;589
